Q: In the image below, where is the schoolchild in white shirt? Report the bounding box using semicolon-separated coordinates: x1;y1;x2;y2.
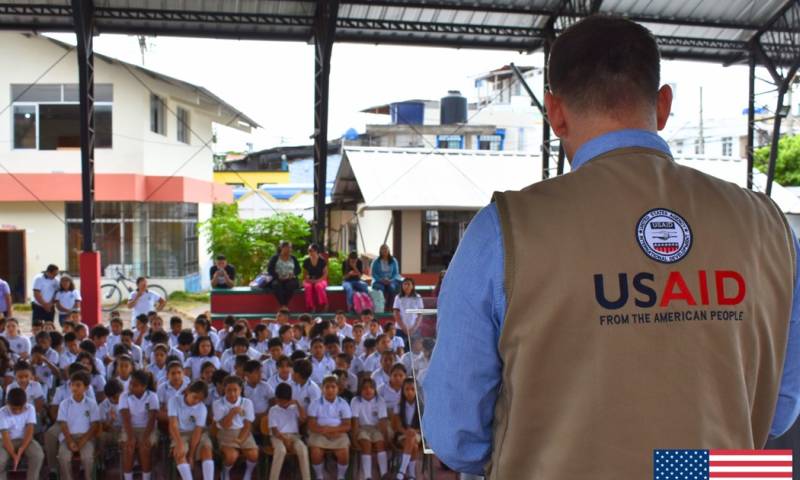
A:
291;359;321;409
6;361;44;412
308;375;353;480
310;338;335;385
242;360;274;426
119;370;159;480
266;356;296;392
56;371;100;480
261;338;284;381
97;379;124;459
168;380;214;480
156;362;189;423
350;378;390;480
268;383;310;480
0;388;43;480
212;376;259;480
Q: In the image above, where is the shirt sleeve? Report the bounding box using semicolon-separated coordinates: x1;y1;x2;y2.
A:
32;276;44;292
308;399;318;418
167;397;177;418
118;394;129;411
243;399;255;422
25;407;35;425
212;400;224;422
421;204;505;475
89;402;101;422
149;393;160;410
770;232;800;437
340;400;353;419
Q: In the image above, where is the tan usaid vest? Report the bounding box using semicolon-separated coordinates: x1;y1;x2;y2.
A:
489;147;796;479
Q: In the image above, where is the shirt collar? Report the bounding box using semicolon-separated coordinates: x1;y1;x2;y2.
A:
571;129;672;171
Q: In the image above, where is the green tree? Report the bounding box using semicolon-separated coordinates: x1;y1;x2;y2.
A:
199;203;311;285
755;135;800;186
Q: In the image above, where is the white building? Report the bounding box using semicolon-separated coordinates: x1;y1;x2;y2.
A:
0;33;258;300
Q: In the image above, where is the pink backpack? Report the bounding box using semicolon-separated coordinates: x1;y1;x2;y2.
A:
353;291;374;313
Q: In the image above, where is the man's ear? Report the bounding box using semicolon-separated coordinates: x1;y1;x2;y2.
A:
545;91;568;138
656;84;673;131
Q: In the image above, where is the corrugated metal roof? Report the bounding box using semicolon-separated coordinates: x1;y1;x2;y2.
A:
0;0;796;66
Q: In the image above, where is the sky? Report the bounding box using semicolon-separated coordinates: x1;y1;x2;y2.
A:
46;33;783;153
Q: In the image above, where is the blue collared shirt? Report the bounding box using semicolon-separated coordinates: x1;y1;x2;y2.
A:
421;129;800;475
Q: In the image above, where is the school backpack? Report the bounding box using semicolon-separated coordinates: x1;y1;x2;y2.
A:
353;291;374;313
369;289;386;312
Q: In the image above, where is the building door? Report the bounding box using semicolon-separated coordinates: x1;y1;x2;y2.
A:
0;230;26;303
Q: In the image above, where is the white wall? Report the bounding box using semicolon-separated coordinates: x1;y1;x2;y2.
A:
354;207;393;259
400;210;422;273
0;33;224;181
0;202;66;301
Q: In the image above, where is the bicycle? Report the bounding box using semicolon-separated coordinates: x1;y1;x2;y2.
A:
100;268;168;312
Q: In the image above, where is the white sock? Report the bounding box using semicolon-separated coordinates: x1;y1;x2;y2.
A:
398;453;411;478
313;463;324;479
143;473;151;480
177;463;193;480
223;465;233;480
337;462;348;479
361;454;372;479
408;460;417;478
377;451;388;475
244;460;257;480
124;474;133;480
202;459;214;480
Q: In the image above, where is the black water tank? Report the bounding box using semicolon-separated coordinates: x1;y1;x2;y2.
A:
440;90;467;125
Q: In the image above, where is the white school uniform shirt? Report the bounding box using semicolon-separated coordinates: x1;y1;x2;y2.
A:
34;355;57;391
156;378;190;406
58;350;78;371
291;380;321;409
337;323;354;339
0;404;36;440
119;391;159;428
6;380;45;406
212;396;255;430
127;344;144;366
148;363;167;384
267;324;282;339
128;290;162;319
261;359;277;381
184;356;219;380
308;396;352;427
266;373;295;393
50;382;95;407
57;395;100;441
348;355;365;376
393;295;424;330
401;351;429;376
244;381;275;415
32;273;59;306
361;352;380;373
99;398;122;429
350;396;388;427
371;369;390;389
267;404;301;434
106;333;121;354
310;356;335;385
3;334;30;358
55;289;81;311
149;347;184;366
389;336;405;352
253;340;270;357
295;337;311;353
345;371;358;393
378;383;402;415
168;332;181;348
168;395;207;433
90;374;106;396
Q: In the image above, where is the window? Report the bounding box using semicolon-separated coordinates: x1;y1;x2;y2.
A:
422;210;476;272
675;140;684;154
65;202;199;278
13;105;35;149
694;139;704;155
436;135;463;149
722;137;733;157
10;83;112;150
478;134;504;151
176;106;190;144
150;94;166;135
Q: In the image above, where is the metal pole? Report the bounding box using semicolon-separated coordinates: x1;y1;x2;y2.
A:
542;36;552;180
312;0;338;244
73;0;95;253
746;53;756;190
765;87;786;197
557;144;565;175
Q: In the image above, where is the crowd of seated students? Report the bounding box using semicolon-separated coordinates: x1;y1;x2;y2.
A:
0;306;434;480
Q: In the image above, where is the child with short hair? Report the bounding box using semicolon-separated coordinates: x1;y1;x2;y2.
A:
342;337;365;376
242;360;273;426
106;317;124;356
7;361;45;411
308;375;353;480
75;352;107;402
212;376;259;480
56;371;100;480
3;319;30;360
392;378;423;480
252;324;270;359
97;379;124;458
361;338;380;373
157;362;189;423
269;308;291;339
168;316;183;348
335;310;353;339
120;330;143;366
120;370;159;480
207;369;228;408
268;383;310;480
261;338;284;381
351;378;389;480
266;356;295;391
372;350;397;388
310;337;335;385
168;380;214;480
291;359;321;408
109;354;134;392
336;354;359;393
293;324;310;352
383;322;405;356
0;388;43;480
378;364;407;415
148;344;170;384
279;325;297;356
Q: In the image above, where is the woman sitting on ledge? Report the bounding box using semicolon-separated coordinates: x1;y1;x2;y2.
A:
302;243;329;313
267;241;301;309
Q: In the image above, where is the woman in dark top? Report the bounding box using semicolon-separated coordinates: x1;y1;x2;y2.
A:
342;251;369;312
266;241;301;308
302;243;328;313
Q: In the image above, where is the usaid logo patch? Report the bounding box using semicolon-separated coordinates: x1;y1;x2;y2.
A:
636;208;692;264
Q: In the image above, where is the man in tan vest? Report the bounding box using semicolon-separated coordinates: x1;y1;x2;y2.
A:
422;16;800;479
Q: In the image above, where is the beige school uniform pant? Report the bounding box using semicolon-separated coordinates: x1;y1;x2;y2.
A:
270;434;310;480
0;438;44;480
57;434;94;480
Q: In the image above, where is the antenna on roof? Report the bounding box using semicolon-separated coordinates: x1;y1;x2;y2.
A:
137;35;148;65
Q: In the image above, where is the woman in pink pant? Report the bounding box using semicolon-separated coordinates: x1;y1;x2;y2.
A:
302;243;329;313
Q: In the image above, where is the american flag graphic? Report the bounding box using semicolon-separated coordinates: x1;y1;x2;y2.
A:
654;449;793;479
